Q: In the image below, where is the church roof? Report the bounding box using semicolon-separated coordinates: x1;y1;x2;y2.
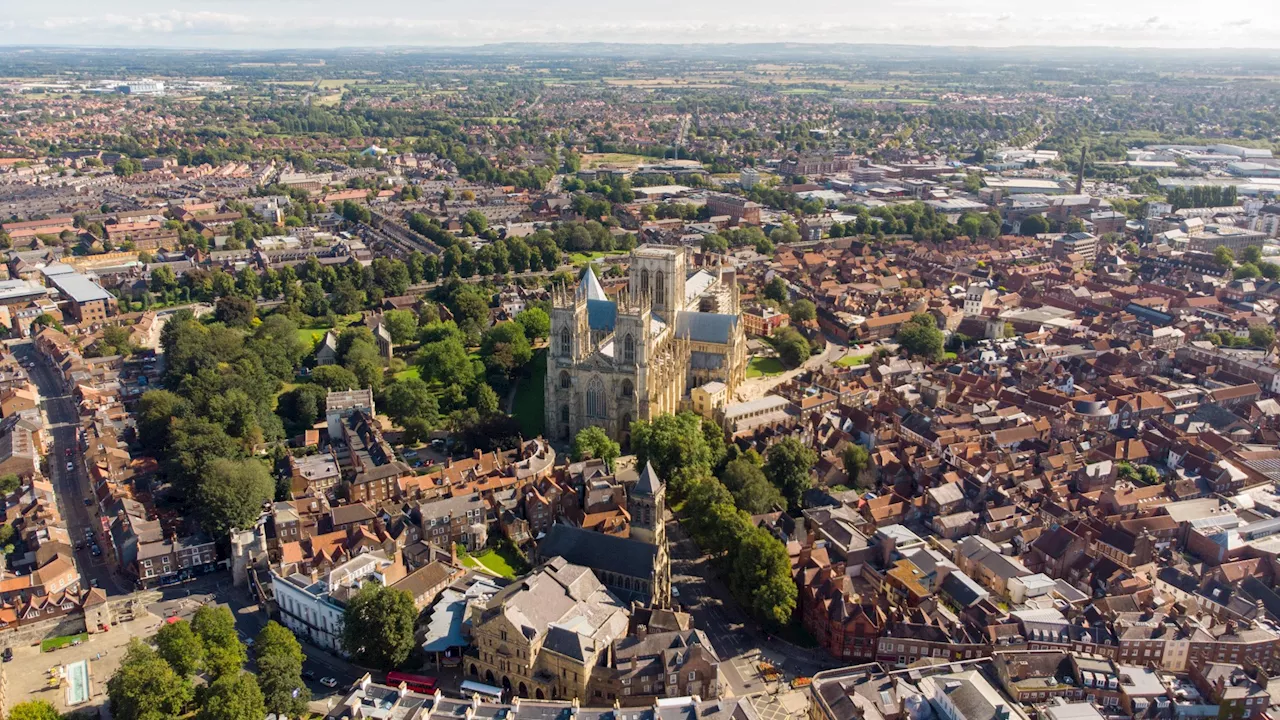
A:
587;299;616;331
634;461;661;497
579;266;608;301
539;525;658;583
685;269;717;305
676;312;739;344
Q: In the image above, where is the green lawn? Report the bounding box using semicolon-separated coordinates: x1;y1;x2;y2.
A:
41;633;88;652
460;544;529;579
512;349;546;437
297;327;329;349
394;365;422;382
835;353;871;367
569;251;612;267
746;356;785;378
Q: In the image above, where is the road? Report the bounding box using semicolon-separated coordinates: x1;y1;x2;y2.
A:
13;340;130;597
667;517;835;699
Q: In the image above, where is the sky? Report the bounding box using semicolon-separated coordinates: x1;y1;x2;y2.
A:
3;0;1279;50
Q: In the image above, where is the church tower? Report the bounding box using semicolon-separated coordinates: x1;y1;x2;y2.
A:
630;461;665;546
629;245;686;315
545;273;594;441
630;461;670;607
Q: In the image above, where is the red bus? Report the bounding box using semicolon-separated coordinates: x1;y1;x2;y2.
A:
385;672;437;694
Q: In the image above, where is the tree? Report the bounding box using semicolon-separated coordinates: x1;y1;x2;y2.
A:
728;527;797;628
772;327;810;368
573;426;620;471
1250;324;1276;349
1020;215;1049;235
514;307;550;341
342;585;417;669
841;443;872;489
277;383;329;435
310;365;360;391
631;412;720;498
1214;245;1235;268
137;389;190;455
254;622;309;718
473;382;500;417
764;437;816;507
191;606;247;680
895;313;944;360
1235;263;1261;279
1242;245;1264;265
789;299;816;324
480;321;533;379
196;672;265;720
108;639;194;720
155;619;204;677
6;701;63;720
1123;241;1140;256
1137;465;1161;485
197;459;274;537
384;377;440;427
418;337;474;388
720;457;784;513
381;309;418;345
214;297;255;328
763;276;788;304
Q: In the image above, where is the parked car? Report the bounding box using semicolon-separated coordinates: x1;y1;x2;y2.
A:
320;677;338;688
301;669;316;681
90;545;101;556
2;648;11;662
83;498;93;506
64;448;73;457
66;461;74;471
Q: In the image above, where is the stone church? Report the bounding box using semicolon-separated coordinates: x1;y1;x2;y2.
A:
545;245;746;446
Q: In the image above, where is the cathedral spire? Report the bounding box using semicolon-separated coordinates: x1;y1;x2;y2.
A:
579;265;607;301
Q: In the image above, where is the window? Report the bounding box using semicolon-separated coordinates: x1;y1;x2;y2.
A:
560;404;570;424
559;327;572;357
623;334;635;364
655;271;665;304
560;370;571;389
641;269;650;296
586;378;606;418
622;379;634;398
670;674;677;685
688;671;696;681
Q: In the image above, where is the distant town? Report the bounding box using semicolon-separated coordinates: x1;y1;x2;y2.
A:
0;43;1277;720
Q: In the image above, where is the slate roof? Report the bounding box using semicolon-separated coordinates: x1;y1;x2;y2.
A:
634;461;662;497
587;299;616;331
538;524;658;581
675;312;738;344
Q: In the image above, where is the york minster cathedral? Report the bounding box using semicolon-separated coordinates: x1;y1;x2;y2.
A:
545;245;747;446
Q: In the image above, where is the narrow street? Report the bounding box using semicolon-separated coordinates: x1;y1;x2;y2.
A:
666;515;834;700
12;340;130;597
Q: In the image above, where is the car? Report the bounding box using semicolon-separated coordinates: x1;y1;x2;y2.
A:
671;586;680;598
66;461;74;471
1;648;11;662
84;529;94;539
90;545;101;556
83;498;93;506
320;677;338;688
301;669;316;681
64;448;73;457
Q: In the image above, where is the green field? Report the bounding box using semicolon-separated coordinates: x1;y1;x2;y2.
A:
581;152;651;169
746;356;785;378
835;353;871;367
512;350;546;438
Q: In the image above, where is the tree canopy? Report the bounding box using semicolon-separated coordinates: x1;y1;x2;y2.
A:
342;584;417;669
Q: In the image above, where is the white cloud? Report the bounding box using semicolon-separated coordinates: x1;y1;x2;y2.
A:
6;1;1280;48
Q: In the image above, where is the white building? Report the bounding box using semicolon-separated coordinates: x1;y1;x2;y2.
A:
271;551;396;654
